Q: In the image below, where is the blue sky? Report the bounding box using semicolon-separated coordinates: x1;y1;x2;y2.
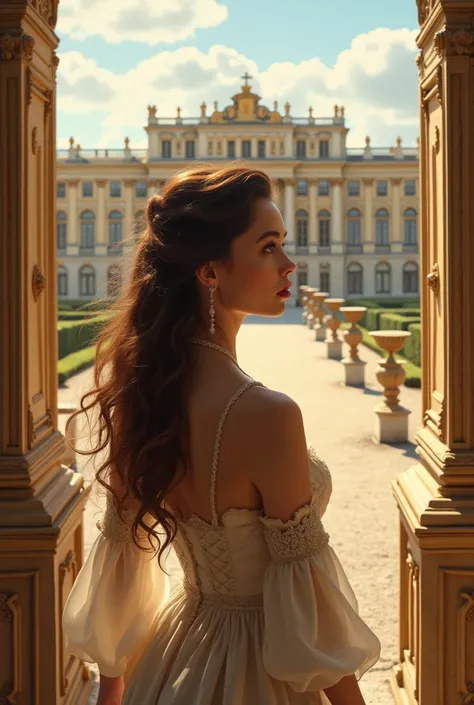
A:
56;0;420;149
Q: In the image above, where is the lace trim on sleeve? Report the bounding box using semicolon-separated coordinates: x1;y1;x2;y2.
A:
97;498;152;545
259;500;330;563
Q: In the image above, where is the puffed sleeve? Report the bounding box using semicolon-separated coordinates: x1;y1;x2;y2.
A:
62;497;170;678
259;497;381;692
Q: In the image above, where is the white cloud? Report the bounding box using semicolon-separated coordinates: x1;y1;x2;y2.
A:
57;28;420;149
57;0;228;45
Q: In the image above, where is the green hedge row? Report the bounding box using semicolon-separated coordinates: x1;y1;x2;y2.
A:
361;307;420;330
58;345;97;385
58;298;114;311
58;311;99;321
57;315;110;359
403;323;421;367
344;298;420;310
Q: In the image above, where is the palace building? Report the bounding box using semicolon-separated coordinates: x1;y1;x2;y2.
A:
56;75;420;304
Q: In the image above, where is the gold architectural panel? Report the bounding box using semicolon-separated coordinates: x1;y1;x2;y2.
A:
210;73;282;124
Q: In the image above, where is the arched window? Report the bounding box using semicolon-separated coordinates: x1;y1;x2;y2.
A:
107;264;122;298
57;210;67;250
296;209;308;247
347;262;363;295
320;263;330;293
57;265;68;296
347;208;361;246
375;208;389;246
375;262;391;294
404;208;417;245
80;210;95;250
403;262;419;294
108;210;123;253
79;265;96;297
318;210;331;247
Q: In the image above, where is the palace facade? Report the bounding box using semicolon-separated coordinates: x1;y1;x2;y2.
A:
56;76;420;304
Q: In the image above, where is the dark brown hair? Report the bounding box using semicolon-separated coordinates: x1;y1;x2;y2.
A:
67;164;273;568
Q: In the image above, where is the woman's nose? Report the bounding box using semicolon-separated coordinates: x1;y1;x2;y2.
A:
282;252;296;274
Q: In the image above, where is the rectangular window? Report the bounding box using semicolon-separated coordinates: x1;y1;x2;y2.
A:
57;223;67;250
110;181;121;198
296;140;307;158
242;140;251;158
136;181;147;198
257;140;266;158
227;141;235;158
348;220;361;245
296;179;308;196
161;140;172;158
320;271;330;293
185;140;195;159
319;140;329;158
57;182;66;198
376;180;388;197
318;179;330;197
319;220;330;246
376;220;389;245
82;181;93;198
58;272;68;296
405;179;416;196
348;180;360;197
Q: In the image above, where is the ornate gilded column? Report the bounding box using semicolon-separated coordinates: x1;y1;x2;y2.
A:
363;178;375;253
0;2;91;704
391;177;403;253
308;179;318;252
283;178;296;253
391;3;474;704
66;179;79;256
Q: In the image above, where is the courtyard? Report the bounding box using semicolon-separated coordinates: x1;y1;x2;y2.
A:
58;308;422;705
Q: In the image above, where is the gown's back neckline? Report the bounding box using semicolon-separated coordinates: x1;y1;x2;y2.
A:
165;378;265;529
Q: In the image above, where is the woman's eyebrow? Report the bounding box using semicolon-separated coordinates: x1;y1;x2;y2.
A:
256;230;287;242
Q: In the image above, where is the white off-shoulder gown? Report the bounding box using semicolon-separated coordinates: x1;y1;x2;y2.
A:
63;380;381;704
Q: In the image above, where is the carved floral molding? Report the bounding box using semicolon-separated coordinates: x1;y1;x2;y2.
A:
0;33;35;62
28;0;59;29
435;29;474;58
417;0;436;26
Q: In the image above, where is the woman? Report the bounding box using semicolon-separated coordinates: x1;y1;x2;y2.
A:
63;165;380;705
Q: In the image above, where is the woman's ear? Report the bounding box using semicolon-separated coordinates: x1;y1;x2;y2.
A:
195;263;217;288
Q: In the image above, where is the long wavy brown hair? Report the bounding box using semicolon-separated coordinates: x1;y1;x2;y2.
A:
67;164;273;568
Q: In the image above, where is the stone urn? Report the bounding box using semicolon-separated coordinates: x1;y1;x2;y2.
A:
370;330;412;443
324;298;345;359
340;306;367;386
300;286;317;325
312;292;329;342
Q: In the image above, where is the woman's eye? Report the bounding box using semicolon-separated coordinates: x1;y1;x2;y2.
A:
262;241;277;253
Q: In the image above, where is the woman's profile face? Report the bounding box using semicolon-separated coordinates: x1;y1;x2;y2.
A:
216;197;296;318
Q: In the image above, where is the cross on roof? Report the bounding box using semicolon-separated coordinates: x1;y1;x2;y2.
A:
241;71;252;86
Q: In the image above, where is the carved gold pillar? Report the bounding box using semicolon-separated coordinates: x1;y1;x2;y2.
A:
0;3;91;704
391;3;474;704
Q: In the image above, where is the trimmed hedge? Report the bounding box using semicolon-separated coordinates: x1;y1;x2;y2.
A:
344;298;420;310
58;345;97;385
57;314;110;359
58;311;99;321
403;323;421;367
359;307;420;330
58;298;113;311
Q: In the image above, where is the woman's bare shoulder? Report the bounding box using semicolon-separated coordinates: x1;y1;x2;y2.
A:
233;385;312;520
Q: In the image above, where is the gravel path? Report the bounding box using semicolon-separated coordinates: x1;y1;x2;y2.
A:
59;308;421;704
